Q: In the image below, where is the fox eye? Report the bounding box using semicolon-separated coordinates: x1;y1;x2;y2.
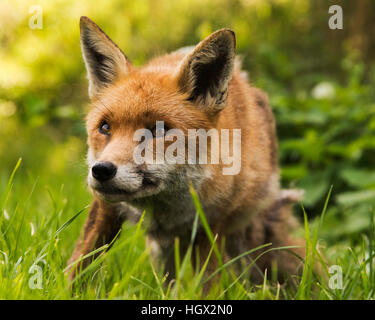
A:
99;121;110;135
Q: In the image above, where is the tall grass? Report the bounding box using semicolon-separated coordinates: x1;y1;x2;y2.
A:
0;160;374;299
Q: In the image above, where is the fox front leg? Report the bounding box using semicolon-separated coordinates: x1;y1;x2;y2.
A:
66;198;125;282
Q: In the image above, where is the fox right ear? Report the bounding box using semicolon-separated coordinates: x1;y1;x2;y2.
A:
80;16;132;98
176;29;236;113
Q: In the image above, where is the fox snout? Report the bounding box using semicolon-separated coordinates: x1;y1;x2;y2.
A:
91;161;117;182
88;160;162;202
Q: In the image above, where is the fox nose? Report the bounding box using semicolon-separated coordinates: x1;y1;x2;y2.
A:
92;162;117;182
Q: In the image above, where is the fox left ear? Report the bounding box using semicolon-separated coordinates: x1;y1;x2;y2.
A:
80;16;133;98
176;29;236;113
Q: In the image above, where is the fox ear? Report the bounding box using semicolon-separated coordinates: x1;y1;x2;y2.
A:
176;29;236;112
80;16;132;98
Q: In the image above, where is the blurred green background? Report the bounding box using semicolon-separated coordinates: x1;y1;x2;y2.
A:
1;0;375;244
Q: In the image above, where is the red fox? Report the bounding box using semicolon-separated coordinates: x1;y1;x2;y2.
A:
67;16;304;286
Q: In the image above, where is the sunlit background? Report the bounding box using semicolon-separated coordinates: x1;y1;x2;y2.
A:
1;0;375;246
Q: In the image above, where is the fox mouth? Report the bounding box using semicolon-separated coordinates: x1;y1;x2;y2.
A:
92;177;161;200
94;186;136;195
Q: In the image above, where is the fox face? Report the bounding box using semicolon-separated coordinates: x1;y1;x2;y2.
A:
81;17;236;203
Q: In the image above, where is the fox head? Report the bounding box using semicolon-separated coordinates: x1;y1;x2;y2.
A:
80;16;236;203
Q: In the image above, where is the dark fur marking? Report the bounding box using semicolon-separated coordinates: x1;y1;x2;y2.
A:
188;45;230;103
82;35;116;84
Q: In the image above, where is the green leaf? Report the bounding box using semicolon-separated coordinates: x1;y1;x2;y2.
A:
341;169;375;189
336;190;375;206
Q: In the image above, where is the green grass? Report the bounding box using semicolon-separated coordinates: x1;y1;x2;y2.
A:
1;157;374;300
